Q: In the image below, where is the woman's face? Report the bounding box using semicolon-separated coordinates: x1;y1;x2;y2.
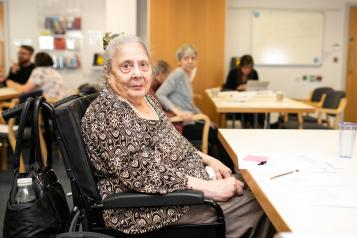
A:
241;65;253;76
107;42;152;101
179;50;197;74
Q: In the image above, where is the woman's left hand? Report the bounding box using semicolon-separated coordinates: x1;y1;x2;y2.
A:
199;152;232;179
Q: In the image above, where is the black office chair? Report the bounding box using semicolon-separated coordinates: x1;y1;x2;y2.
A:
50;93;226;238
282;90;347;129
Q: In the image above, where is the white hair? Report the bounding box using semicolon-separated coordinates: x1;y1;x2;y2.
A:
104;33;150;73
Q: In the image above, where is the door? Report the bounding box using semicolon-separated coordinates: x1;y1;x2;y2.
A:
0;2;5;79
345;7;357;122
149;0;225;122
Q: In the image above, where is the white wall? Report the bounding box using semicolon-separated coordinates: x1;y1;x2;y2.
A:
106;0;137;35
226;0;356;99
6;0;137;93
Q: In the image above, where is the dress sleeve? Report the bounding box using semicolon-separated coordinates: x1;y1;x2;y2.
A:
83;105;189;195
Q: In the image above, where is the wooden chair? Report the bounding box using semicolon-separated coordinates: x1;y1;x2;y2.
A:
170;114;210;154
282;91;347;129
315;97;348;129
0;99;20;171
283;87;334;123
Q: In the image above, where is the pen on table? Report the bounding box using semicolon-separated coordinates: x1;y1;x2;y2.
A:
270;169;299;180
258;161;267;166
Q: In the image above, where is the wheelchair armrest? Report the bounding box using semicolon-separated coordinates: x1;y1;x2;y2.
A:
103;190;204;209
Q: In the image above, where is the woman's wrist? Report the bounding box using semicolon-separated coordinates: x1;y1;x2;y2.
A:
197;151;213;166
186;175;207;191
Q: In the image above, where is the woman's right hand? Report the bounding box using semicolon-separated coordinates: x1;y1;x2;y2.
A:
187;176;244;202
237;84;247;91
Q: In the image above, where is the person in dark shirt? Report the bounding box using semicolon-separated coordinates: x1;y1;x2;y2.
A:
0;45;35;86
222;55;265;128
222;54;259;91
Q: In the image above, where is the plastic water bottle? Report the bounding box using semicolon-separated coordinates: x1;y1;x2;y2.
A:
14;178;36;204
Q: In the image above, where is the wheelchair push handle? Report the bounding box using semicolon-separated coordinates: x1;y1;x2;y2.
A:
1;102;26;121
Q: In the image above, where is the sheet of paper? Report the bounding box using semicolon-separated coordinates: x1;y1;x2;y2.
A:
243;155;268;162
242;153;342;172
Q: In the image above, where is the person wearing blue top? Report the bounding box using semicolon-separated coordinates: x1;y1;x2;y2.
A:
156;44;235;172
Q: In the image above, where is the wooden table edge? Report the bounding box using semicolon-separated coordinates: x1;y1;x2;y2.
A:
218;130;292;232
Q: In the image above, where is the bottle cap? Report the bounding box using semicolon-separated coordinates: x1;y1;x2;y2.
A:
17;178;33;187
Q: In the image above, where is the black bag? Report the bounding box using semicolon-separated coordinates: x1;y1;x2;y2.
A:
3;97;70;238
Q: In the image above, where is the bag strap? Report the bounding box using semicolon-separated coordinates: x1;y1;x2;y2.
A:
39;99;56;170
14;97;34;171
31;97;46;172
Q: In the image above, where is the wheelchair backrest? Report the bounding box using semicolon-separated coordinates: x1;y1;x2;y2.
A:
54;93;102;202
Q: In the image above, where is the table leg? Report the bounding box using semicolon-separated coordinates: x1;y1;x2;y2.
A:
232;113;236;128
266;113;271;129
219;113;226;128
254;113;258;128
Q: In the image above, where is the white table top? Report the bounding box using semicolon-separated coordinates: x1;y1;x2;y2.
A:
218;129;357;234
206;89;315;113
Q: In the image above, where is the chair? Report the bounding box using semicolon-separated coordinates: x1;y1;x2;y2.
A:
282;90;347;129
0;98;19;171
170;114;210;154
282;87;334;123
51;93;226;237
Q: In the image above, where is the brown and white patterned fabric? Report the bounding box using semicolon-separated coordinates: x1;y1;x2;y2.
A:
28;67;67;99
81;87;209;234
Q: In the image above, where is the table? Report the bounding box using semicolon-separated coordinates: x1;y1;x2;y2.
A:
0;88;20;101
206;89;315;128
218;129;357;234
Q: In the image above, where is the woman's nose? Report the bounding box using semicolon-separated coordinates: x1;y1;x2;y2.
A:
132;63;143;78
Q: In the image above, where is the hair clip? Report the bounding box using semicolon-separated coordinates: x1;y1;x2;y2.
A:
103;32;126;50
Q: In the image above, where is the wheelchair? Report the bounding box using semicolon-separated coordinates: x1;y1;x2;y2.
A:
50;93;226;238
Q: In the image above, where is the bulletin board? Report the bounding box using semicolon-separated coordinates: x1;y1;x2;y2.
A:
251;9;324;66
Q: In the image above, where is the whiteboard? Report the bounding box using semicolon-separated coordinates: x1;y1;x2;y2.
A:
251;9;324;66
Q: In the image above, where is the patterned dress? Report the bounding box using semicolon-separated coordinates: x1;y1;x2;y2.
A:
81;88;209;234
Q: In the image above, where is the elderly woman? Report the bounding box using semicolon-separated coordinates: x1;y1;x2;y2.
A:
7;52;67;100
81;33;273;237
156;44;235;171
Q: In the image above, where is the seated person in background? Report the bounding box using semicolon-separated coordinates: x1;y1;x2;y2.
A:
222;54;258;91
222;55;264;128
156;44;235;171
7;52;67;100
0;45;35;86
149;59;171;96
81;32;273;237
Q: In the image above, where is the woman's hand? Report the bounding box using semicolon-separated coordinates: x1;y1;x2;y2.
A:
172;107;194;121
199;152;232;179
187;176;244;202
237;84;247;91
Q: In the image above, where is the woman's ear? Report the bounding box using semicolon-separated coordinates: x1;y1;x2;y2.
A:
104;65;111;80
